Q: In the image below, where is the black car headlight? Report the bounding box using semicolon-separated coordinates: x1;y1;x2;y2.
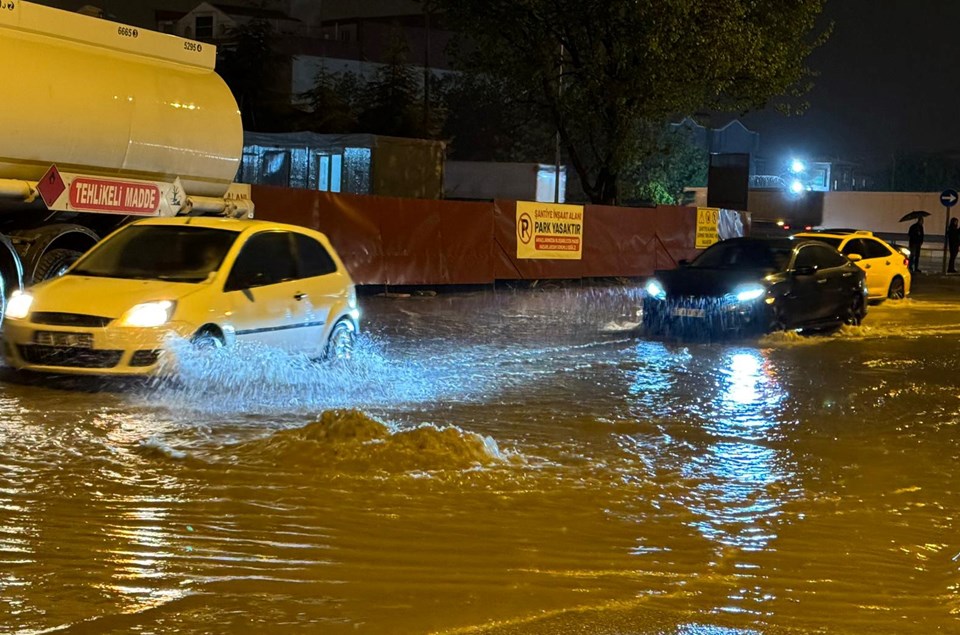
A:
644;279;666;300
733;283;765;302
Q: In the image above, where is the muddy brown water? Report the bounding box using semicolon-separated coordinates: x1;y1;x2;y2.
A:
1;279;959;634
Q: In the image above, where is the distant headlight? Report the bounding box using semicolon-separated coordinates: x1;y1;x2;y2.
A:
118;300;175;327
5;291;33;320
644;279;666;300
733;284;765;302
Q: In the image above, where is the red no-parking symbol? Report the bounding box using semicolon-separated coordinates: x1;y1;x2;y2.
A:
518;212;533;244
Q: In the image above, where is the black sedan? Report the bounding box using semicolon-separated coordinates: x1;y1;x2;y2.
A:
641;237;868;337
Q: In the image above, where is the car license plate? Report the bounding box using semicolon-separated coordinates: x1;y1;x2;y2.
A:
671;307;705;318
34;331;94;348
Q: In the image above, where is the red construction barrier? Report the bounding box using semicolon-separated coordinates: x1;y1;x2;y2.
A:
251;185;702;286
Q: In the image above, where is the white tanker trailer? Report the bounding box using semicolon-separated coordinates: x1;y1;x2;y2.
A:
0;0;252;293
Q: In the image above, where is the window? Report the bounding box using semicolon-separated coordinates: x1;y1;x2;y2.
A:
225;232;297;291
692;241;788;270
315;152;343;192
863;239;893;259
796;244;847;269
840;239;867;257
195;15;213;39
71;226;239;283
295;234;337;278
260;150;291;186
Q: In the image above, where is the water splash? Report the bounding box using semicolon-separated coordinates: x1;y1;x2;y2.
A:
137;333;499;416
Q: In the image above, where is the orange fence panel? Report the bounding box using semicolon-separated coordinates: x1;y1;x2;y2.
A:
252;185;705;286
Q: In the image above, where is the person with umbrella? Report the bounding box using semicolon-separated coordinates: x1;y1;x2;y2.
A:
908;214;925;273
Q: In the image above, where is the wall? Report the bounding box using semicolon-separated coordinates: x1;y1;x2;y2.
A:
444;161;566;203
251;186;701;285
822;191;947;237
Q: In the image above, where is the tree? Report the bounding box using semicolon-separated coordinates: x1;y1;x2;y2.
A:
437;72;554;162
357;29;430;138
218;17;293;131
300;69;361;133
623;124;708;205
427;0;828;204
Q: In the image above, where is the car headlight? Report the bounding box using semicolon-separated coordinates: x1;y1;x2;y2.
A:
733;284;765;302
5;291;33;320
644;279;666;300
118;300;175;327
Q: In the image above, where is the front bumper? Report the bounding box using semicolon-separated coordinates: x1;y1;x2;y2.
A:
641;297;768;336
2;318;195;376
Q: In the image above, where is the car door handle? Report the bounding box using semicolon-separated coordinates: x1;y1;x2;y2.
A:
864;264;872;268
294;292;308;301
817;278;828;284
842;272;853;277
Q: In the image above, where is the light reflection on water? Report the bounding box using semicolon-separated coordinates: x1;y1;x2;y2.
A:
1;287;960;633
624;346;793;617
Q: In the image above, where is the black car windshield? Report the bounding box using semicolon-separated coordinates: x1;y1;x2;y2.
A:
70;225;240;282
691;241;792;271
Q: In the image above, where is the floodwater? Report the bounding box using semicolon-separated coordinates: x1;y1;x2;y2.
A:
2;279;960;634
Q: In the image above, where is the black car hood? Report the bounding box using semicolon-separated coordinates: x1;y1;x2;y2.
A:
652;267;774;298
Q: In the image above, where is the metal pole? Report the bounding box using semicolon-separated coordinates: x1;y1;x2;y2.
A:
424;8;431;133
554;44;563;203
553;138;561;203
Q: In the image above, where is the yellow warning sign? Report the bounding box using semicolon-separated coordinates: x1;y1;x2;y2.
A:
696;207;721;249
516;201;584;260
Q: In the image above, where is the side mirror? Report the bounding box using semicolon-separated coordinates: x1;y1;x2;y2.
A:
847;253;863;262
793;265;818;276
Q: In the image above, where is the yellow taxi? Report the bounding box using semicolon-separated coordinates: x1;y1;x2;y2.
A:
793;229;911;302
2;217;360;375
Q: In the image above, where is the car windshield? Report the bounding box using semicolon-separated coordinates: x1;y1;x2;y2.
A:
70;225;240;282
691;241;792;271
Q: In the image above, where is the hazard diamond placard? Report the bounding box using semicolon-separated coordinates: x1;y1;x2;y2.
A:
37;165;66;209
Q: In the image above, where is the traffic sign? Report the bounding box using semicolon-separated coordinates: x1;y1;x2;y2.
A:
941;189;958;208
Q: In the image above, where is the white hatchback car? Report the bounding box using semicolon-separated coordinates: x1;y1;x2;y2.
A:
2;217;360;375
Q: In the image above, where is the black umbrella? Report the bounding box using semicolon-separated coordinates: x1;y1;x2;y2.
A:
900;210;931;222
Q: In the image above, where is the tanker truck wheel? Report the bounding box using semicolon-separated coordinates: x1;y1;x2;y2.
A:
33;248;83;281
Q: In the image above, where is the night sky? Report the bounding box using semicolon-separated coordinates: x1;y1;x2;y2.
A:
29;0;959;166
742;0;960;164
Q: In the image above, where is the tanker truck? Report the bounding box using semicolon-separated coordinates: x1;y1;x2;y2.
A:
0;0;252;296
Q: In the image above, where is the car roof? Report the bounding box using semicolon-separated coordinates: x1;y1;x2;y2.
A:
129;216;302;233
712;236;799;250
795;229;875;238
